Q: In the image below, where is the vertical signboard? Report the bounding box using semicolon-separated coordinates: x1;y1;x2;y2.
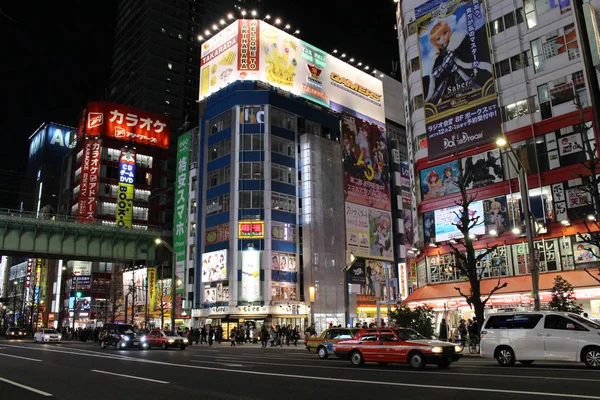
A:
415;0;500;159
116;149;136;228
76;139;102;223
241;250;261;302
34;258;42;305
237;19;260;71
174;132;191;316
342;112;393;262
148;267;156;312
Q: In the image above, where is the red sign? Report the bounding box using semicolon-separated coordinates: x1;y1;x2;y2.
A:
238;220;264;239
78;102;169;149
77;139;102;223
26;258;34;288
205;223;230;244
237;19;260;71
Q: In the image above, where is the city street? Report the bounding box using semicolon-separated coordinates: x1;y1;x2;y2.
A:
0;339;599;400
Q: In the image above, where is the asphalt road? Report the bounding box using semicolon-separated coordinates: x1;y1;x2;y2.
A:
0;339;599;400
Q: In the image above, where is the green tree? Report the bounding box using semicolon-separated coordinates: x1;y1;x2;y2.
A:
549;275;583;314
389;305;435;338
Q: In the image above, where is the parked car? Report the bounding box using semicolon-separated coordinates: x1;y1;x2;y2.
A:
145;329;188;350
99;323;148;350
333;327;463;369
34;328;62;343
5;327;27;339
307;328;360;359
480;311;600;369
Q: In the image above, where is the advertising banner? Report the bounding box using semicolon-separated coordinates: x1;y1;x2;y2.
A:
147;268;156;312
241;250;261;301
342;113;391;210
420;160;460;200
122;269;148;307
28;123;75;173
269;252;297;272
271;282;297;302
201;250;227;282
205;222;230;245
483;196;509;234
462;149;503;188
158;279;172;310
345;203;393;261
116;149;136;228
78;102;169;149
415;0;500;159
26;258;34;288
34;258;42;305
434;200;485;241
347;259;366;285
174;132;190;304
238;220;264;239
200;20;385;124
76;139;101;223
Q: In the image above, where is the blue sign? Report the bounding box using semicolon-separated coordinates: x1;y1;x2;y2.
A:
28;123;75;172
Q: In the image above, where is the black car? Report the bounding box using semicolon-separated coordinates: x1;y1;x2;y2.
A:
99;324;148;350
5;327;27;339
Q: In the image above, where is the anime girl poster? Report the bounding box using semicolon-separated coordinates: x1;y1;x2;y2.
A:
369;210;393;259
483;196;509;234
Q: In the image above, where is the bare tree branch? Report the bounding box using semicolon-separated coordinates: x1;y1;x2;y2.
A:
454;285;473;308
481;279;509;305
584;268;600;285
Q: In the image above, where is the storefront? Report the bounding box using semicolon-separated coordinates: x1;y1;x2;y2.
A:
404;270;600;336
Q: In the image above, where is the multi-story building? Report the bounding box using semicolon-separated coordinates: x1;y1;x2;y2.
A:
397;0;600;325
185;18;403;334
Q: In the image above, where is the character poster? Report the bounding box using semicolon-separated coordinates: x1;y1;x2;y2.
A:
463;149;503;189
423;211;436;244
416;0;501;159
345;203;394;261
420;160;461;200
342;113;391;211
482;196;509;234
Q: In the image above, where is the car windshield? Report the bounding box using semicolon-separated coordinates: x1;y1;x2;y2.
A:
44;329;58;334
570;314;600;330
116;325;135;334
163;331;178;337
395;329;426;341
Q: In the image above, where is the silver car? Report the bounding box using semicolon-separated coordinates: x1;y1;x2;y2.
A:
34;328;62;343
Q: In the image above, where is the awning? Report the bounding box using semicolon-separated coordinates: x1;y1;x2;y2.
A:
404;270;600;303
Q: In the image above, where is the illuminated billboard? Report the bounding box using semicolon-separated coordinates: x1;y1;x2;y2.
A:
116;149;136;228
201;250;227;282
76;139;102;223
200;20;385;123
238;220;264;239
28;123;75;172
78;102;170;149
241;250;261;301
433;200;485;242
415;0;500;158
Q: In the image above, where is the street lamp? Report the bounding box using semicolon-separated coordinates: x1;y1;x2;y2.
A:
155;238;177;333
497;136;541;311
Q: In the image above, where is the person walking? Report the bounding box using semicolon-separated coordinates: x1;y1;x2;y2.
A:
292;325;299;346
260;326;269;348
216;325;223;344
439;318;449;341
230;327;237;347
208;325;214;347
194;328;200;345
245;325;251;344
201;325;207;344
458;319;467;346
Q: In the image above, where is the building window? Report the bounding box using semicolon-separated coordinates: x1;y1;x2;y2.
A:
272;136;294;157
208;138;231;161
524;0;538;28
490;16;504;35
410;57;420;73
413;94;424;110
207;109;233;136
240;105;265;124
189;245;195;261
502;97;538;121
272;163;295;185
271;192;295;213
188;268;194;284
516;7;525;24
239;162;264;180
495;59;511;77
239;190;264;209
272;221;296;242
240;134;264;152
510;52;530;72
530;24;579;73
407;21;418;36
206;193;230;215
207;165;231;188
271;108;296;131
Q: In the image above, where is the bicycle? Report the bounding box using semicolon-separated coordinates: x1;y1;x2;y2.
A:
466;336;480;354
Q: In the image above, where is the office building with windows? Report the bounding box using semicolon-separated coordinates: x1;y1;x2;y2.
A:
396;0;600;324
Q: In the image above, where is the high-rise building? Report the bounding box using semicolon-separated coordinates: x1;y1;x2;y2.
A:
397;0;600;323
174;18;405;335
108;0;259;133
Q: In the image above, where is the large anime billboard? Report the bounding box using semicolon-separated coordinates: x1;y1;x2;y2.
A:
416;0;501;159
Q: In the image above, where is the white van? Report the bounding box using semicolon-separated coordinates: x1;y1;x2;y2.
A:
480;311;600;368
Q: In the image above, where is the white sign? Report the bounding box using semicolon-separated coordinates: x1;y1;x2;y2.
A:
71;261;92;276
241;250;261;301
201;250;227;282
434;201;485;242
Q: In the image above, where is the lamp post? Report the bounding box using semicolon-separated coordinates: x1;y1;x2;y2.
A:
343;253;356;327
12;281;18;326
155;238;177;333
497;137;541;311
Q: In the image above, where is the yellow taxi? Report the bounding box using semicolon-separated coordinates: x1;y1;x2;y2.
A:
307;327;360;359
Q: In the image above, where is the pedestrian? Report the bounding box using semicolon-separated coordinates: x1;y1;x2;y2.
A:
458;319;467;346
201;325;207;344
216;325;223;344
304;326;311;349
251;326;258;344
439;318;449;341
245;325;251;343
194;328;200;345
260;326;269;348
230;327;237;347
292;325;299;346
208;326;214;346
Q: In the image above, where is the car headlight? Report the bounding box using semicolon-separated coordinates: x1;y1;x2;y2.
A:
431;346;444;354
140;336;147;342
454;345;463;353
183;339;189;344
168;339;175;343
9;332;14;335
44;335;49;339
58;334;62;339
121;335;130;341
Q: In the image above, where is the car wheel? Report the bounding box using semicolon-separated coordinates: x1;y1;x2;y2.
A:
496;346;515;367
350;350;364;366
317;346;328;359
162;342;168;350
180;345;186;350
583;347;600;369
408;351;426;370
100;340;107;349
519;360;534;365
437;359;451;369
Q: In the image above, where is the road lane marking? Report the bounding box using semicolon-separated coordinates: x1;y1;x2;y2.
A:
5;344;599;398
0;353;43;362
0;377;53;397
91;370;169;384
191;360;244;367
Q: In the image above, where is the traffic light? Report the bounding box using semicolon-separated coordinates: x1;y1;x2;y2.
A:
76;292;82;298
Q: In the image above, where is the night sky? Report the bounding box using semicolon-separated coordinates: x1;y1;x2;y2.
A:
0;0;398;208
